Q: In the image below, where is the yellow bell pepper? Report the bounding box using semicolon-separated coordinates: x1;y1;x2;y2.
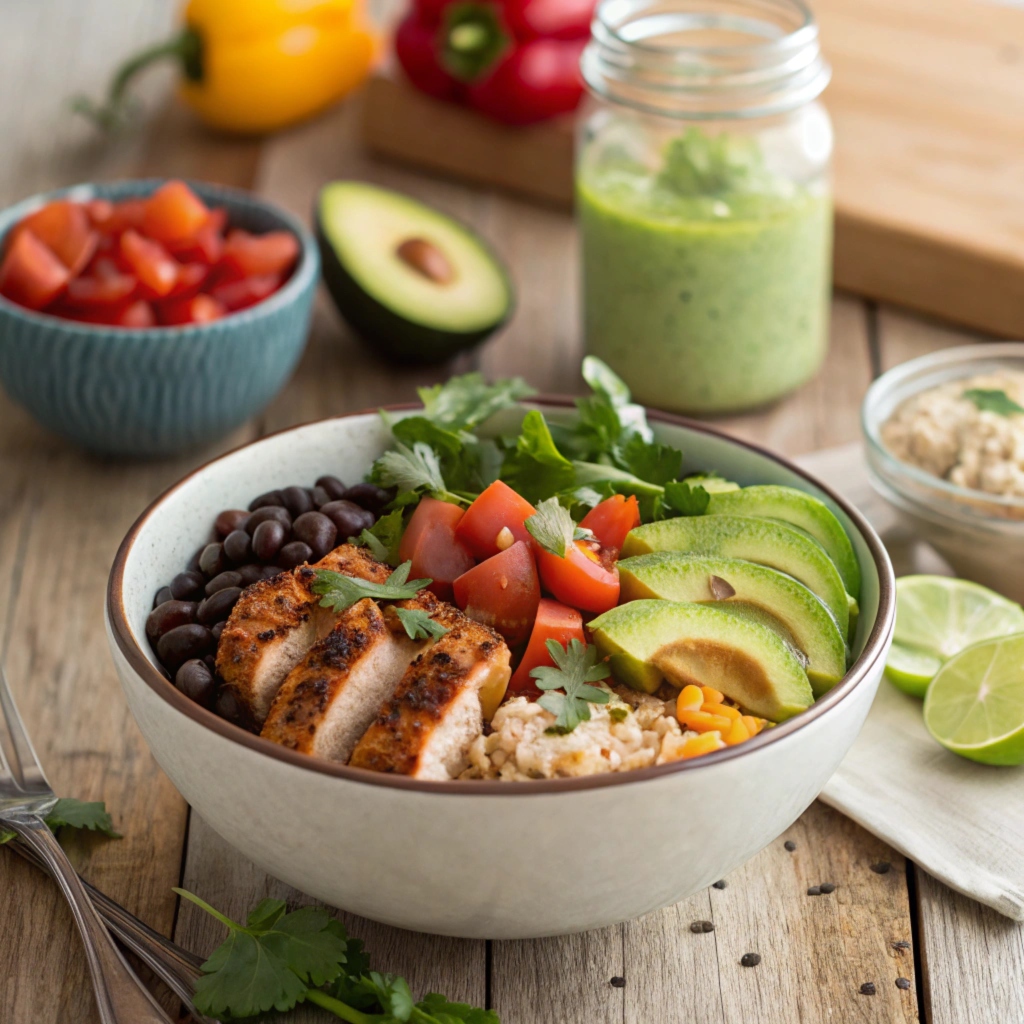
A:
78;0;377;135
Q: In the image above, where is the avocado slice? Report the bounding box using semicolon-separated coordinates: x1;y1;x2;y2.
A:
589;600;814;720
706;486;861;599
683;474;740;494
618;552;847;695
622;515;851;639
316;182;513;363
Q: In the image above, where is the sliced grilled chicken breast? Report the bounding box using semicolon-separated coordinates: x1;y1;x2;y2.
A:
260;598;424;761
216;544;390;724
349;606;511;780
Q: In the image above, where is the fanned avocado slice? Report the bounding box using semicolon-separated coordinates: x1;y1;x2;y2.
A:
618;552;847;695
316;182;513;363
622;515;851;639
706;486;861;599
589;600;814;721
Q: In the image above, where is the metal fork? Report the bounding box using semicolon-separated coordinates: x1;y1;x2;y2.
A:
0;665;175;1024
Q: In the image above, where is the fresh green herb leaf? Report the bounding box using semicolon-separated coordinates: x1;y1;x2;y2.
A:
571;460;666;498
532;639;611;733
608;706;629;723
353;508;406;567
312;563;432;614
662;480;711;517
963;388;1024;416
500;410;576;504
573;395;624;458
582;355;631;407
417;993;501;1024
372;441;449;497
615;434;683;486
418;373;536;430
395;607;450;641
524;496;577;557
0;797;121;846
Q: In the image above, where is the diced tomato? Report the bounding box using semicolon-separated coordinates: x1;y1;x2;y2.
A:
580;495;641;553
14;200;97;276
167;220;224;265
85;199;114;228
142;181;210;244
452;541;540;647
97;199;146;236
118;300;157;328
120;230;178;297
157;293;225;326
208;272;281;311
221;229;299;277
0;229;70;309
65;273;137;308
454;480;537;561
534;540;620;614
398;496;476;603
509;599;585;693
166;262;208;300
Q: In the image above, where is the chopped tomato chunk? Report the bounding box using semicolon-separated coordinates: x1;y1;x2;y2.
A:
0;230;69;309
142;181;210;244
534;539;620;614
15;200;97;275
118;300;157;328
166;262;209;300
120;230;178;297
454;480;536;560
452;541;540;647
209;272;281;311
65;273;137;308
221;229;299;277
397;496;475;603
98;199;146;236
580;494;641;552
85;199;114;228
157;293;225;326
509;599;585;693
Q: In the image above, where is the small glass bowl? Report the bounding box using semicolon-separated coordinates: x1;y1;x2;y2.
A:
862;342;1024;601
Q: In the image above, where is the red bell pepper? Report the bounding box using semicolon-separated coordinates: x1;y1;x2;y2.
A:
394;0;595;125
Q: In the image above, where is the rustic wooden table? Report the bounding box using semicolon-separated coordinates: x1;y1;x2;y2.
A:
2;4;1022;1023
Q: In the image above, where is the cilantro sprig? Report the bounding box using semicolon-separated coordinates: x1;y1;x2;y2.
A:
524;497;591;558
312;562;432;613
963;388;1024;416
531;639;611;734
417;372;535;430
394;607;449;641
353;508;406;567
0;797;120;846
370;441;468;507
177;888;499;1023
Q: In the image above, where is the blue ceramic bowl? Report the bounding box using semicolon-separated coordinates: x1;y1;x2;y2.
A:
0;179;318;457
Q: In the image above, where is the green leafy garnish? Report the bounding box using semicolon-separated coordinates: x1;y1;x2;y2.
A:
370;441;469;507
500;410;576;504
418;372;535;430
608;706;629;723
0;797;121;846
581;355;631;407
312;562;432;613
531;639;611;734
524;496;579;557
395;607;449;641
615;434;683;486
353;509;406;567
661;480;711;517
963;388;1024;416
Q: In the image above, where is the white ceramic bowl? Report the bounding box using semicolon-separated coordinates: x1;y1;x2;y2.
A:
106;401;895;939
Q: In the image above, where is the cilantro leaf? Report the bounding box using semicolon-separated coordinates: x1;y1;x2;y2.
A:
417;993;501;1023
418;373;536;430
582;355;631;407
370;441;469;507
312;562;432;613
524;496;577;557
531;639;611;733
395;607;450;641
662;480;710;517
500;410;576;504
963;388;1024;416
353;508;406;567
615;434;683;486
1;797;121;846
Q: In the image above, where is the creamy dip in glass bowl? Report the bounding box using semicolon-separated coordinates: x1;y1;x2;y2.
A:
863;343;1024;602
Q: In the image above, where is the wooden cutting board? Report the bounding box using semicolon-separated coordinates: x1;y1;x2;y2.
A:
362;0;1024;337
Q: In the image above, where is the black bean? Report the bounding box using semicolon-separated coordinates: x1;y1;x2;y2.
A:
249;489;284;511
170;570;205;601
199;542;226;578
223;529;252;564
261;565;286;579
236;564;264;586
185;547;204;573
609;977;625;989
205;570;243;596
293;511;337;559
215;686;242;721
252;519;287;562
215;509;250;538
740;953;761;968
690;920;714;933
321;499;374;537
153;586;173;609
157;624;215;673
246;505;292;533
198;587;242;626
316;474;347;500
860;983;876;996
203;654;217;671
278;541;313;569
146;600;197;640
896;978;911;991
819;883;836;894
784;840;797;852
807;886;822;896
342;482;392;513
175;659;218;707
712;880;727;890
311;485;332;508
871;861;892;874
211;621;227;642
281;485;314;517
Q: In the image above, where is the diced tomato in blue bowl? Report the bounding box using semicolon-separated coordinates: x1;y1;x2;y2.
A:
0;179;318;457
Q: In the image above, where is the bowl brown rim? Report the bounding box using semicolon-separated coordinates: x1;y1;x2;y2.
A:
108;398;896;795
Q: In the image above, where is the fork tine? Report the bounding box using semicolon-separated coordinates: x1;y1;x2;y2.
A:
0;663;50;793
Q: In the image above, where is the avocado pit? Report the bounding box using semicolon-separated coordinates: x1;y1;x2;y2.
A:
396;237;455;285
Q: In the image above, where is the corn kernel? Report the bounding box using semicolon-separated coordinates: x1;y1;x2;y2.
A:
678;710;734;734
724;718;752;746
741;715;763;735
495;527;515;551
700;686;725;705
702;702;741;721
680;731;726;759
676;684;704;715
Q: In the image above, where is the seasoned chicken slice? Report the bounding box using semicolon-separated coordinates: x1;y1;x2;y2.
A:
260;598;424;761
216;544;391;724
349;606;511;780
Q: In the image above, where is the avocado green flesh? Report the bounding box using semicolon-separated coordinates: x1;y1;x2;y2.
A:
622;515;851;639
706;486;861;599
618;553;847;695
590;601;814;721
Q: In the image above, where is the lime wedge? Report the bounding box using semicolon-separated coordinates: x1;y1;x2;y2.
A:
885;576;1024;698
923;634;1024;765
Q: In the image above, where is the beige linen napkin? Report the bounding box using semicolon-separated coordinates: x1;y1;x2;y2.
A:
797;443;1024;921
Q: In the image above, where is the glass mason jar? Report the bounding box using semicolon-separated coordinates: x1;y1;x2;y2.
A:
577;0;833;414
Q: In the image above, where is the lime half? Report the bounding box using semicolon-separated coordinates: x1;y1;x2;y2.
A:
885;576;1024;698
924;634;1024;765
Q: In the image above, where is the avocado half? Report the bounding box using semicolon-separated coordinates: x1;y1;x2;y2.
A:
315;181;514;363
